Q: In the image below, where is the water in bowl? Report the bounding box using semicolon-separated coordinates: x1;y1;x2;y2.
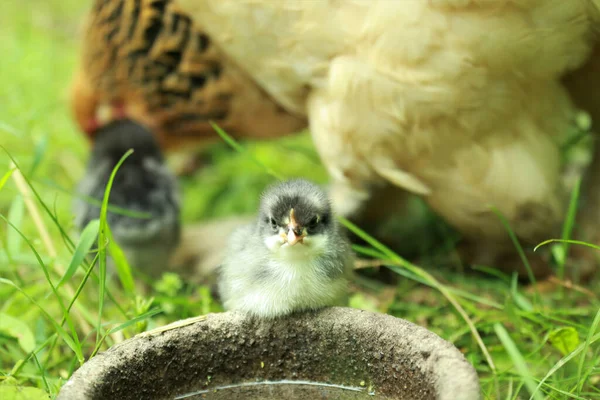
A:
175;380;385;399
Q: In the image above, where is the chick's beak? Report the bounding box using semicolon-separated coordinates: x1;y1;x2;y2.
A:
286;208;306;246
287;228;305;246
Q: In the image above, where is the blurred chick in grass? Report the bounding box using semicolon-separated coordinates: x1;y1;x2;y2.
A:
218;179;354;318
74;119;181;277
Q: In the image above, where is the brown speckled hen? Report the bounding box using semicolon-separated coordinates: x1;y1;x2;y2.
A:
70;0;306;151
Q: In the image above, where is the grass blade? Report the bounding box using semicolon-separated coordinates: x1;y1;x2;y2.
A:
90;308;161;357
494;323;544;400
37;179;152;219
106;223;135;295
0;121;21;137
210;121;284;180
32;352;50;394
28;134;48;177
57;219;100;289
491;207;539;303
371;258;503;309
511;274;534;312
535;239;600;252
0;167;16;191
97;149;134;344
108;308;162;336
351;244;388;260
67;253;100;316
557;177;581;281
577;307;600;395
43;252;100;371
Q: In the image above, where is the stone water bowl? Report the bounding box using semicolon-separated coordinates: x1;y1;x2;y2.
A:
57;307;481;400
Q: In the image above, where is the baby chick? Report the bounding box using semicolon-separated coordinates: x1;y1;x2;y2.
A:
73;119;181;277
218;179;354;318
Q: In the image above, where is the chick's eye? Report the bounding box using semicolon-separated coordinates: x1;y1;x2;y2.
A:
308;216;319;229
269;217;277;229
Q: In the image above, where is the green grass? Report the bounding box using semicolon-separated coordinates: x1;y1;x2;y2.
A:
1;2;600;399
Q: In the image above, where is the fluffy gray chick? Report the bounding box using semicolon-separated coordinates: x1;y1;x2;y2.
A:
218;179;354;318
73;119;181;277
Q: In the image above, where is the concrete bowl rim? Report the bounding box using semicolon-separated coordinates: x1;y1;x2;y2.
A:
58;307;481;400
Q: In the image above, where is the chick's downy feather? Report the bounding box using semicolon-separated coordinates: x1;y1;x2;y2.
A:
178;0;598;259
218;180;354;318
